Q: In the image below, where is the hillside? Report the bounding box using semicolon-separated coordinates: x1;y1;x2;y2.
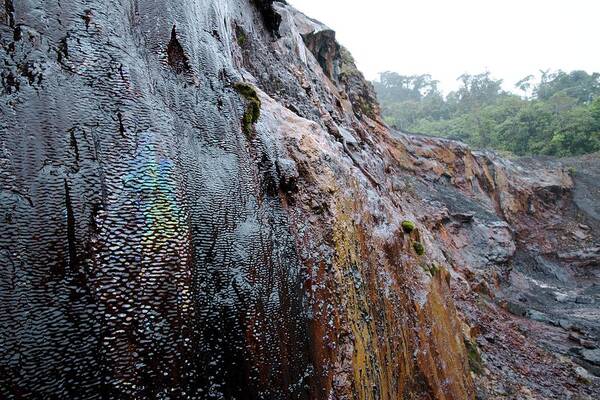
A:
374;71;600;157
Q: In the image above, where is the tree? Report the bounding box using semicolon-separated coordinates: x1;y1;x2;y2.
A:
374;73;444;129
535;70;600;103
515;75;534;98
452;72;504;112
375;72;442;103
375;69;600;157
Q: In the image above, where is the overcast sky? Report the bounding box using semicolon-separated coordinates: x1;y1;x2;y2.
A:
288;0;600;93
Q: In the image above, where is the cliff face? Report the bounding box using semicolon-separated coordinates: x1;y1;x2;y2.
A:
392;134;600;397
0;1;598;399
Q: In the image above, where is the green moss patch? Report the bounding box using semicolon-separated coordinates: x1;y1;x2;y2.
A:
428;263;439;276
421;263;439;277
234;82;261;138
401;220;416;233
235;24;247;47
464;339;483;374
413;241;425;256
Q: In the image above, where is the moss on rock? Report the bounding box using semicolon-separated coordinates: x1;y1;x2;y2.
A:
401;220;416;233
413;241;425;256
235;24;247;47
234;82;261;137
429;263;439;276
464;338;483;374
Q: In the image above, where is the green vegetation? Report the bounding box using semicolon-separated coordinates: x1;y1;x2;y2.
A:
401;220;416;233
235;24;247;47
428;263;439;276
421;263;440;277
464;338;484;374
413;242;425;256
234;82;261;137
374;70;600;157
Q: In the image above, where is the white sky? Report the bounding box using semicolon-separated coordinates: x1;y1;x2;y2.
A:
288;0;600;93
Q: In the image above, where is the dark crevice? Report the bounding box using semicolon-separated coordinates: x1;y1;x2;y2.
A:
117;112;126;137
167;25;191;74
250;0;285;37
64;179;79;274
12;24;20;41
56;34;76;73
82;9;91;30
207;29;221;42
57;36;69;62
69;128;80;162
5;0;14;27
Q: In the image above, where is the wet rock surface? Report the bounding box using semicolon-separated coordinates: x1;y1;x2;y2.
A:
393;133;600;397
0;1;598;399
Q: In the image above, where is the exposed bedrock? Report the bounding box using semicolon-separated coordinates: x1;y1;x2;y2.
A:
0;1;472;398
0;0;598;399
392;132;600;397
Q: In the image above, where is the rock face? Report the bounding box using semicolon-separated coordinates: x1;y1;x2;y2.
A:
0;1;598;399
392;134;600;397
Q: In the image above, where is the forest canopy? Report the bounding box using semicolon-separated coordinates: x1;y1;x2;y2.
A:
374;70;600;157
